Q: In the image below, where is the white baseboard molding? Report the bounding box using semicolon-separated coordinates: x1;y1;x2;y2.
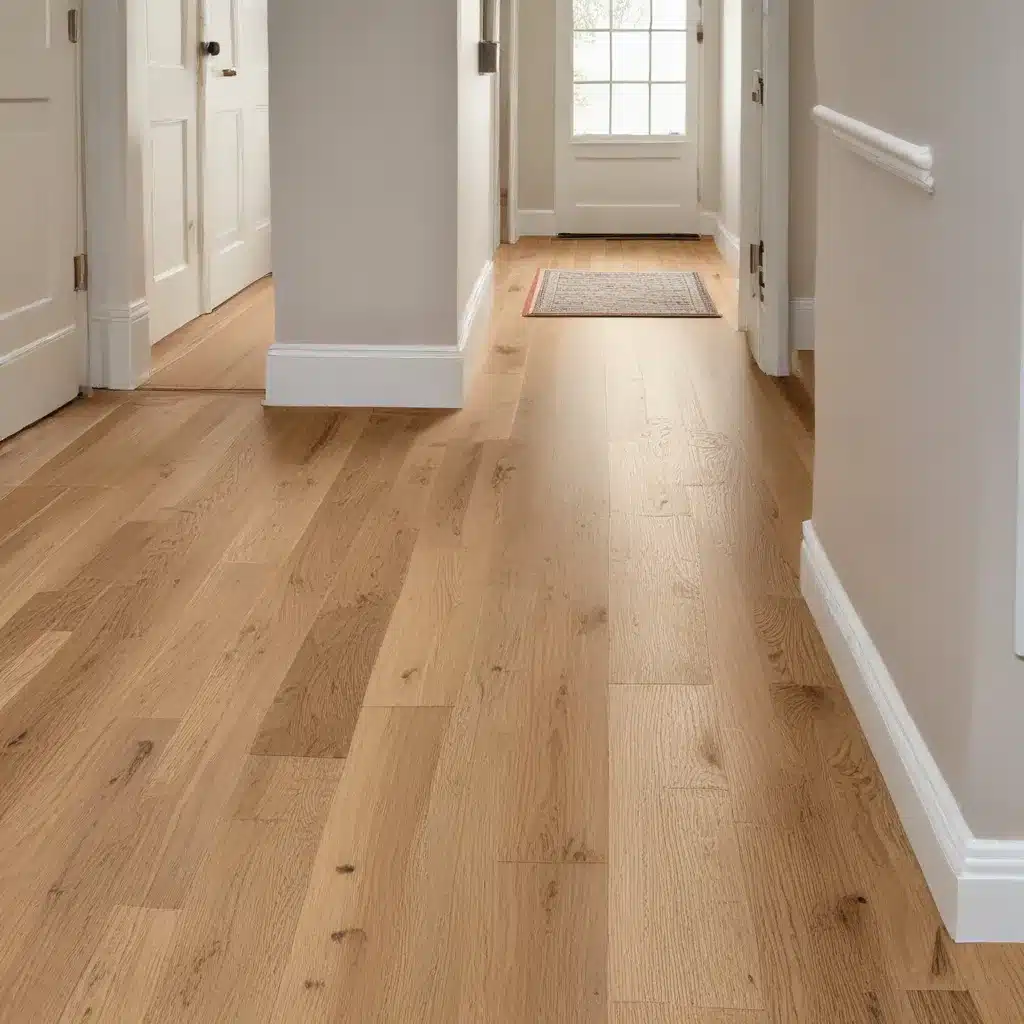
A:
265;261;494;410
714;217;741;273
0;326;82;441
517;209;557;236
801;521;1024;942
790;298;815;351
697;210;719;236
89;299;151;390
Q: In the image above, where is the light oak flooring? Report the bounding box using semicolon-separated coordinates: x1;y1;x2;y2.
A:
144;275;273;392
0;238;1020;1022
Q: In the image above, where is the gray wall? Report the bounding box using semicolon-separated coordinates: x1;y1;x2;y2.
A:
517;0;556;210
812;0;1024;837
269;0;459;346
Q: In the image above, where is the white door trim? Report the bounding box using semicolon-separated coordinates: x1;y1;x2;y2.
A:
82;0;154;389
738;0;789;376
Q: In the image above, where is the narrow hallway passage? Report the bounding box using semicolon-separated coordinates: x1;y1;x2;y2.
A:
0;239;1019;1022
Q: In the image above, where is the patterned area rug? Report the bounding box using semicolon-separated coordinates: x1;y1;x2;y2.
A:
524;269;720;318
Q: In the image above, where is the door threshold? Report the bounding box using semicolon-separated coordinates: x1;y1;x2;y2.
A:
556;233;704;241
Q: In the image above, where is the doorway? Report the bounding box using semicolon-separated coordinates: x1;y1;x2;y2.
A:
554;0;701;235
0;0;87;441
145;0;272;392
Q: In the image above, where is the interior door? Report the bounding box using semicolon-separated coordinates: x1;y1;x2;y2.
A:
201;0;271;311
738;0;788;375
0;0;85;441
145;0;203;344
555;0;701;235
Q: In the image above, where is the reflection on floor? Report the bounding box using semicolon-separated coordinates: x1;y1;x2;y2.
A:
0;239;1018;1022
145;275;273;392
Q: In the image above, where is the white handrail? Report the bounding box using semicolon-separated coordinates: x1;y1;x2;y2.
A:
812;104;935;194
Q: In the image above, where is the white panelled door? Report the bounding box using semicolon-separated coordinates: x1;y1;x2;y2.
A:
201;0;271;310
0;0;84;441
145;0;203;344
556;0;701;234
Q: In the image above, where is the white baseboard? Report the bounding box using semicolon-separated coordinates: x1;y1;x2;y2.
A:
714;217;741;273
801;521;1024;942
265;261;494;410
89;299;151;390
517;209;557;236
698;210;719;236
791;298;815;351
0;326;82;441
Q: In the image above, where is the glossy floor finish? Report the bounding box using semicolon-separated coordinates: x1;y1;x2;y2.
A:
0;239;1020;1022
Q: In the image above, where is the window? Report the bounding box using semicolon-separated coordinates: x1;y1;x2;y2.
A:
572;0;688;137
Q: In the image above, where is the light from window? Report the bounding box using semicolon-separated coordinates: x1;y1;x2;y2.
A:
573;0;687;137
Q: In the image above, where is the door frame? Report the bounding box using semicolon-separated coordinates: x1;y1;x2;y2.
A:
738;0;789;376
553;0;703;236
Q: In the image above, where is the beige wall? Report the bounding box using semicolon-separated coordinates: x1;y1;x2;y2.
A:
517;0;556;210
788;0;816;298
812;0;1024;837
269;0;458;346
718;0;741;240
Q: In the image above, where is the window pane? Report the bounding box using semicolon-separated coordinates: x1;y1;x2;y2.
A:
573;0;610;30
651;0;686;29
612;32;649;80
651;82;686;134
612;83;649;134
574;32;610;81
611;0;650;29
651;31;686;81
574;83;611;135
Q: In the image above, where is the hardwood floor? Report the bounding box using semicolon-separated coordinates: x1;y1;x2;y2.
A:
0;238;1020;1022
144;276;272;392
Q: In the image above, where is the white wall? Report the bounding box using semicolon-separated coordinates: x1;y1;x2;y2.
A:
458;0;498;314
269;0;459;348
718;0;741;242
812;0;1024;837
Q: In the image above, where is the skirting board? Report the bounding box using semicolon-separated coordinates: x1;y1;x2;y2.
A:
714;217;741;273
265;260;493;409
0;326;82;441
790;298;815;351
801;521;1024;942
89;299;151;390
517;209;556;236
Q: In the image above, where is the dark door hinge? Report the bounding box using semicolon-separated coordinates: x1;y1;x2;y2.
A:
696;22;704;43
752;70;765;105
73;253;88;292
68;8;80;43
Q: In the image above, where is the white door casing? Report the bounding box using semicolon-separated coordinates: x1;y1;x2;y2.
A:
145;0;203;345
201;0;271;311
0;0;85;440
555;0;701;235
738;0;788;375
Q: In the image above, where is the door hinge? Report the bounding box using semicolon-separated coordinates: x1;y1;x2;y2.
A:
752;70;765;105
696;21;704;43
73;253;88;292
68;8;80;43
749;241;764;300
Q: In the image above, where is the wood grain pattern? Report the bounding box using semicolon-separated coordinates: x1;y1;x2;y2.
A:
0;239;1015;1024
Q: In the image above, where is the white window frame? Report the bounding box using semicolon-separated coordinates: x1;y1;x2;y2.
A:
571;6;691;140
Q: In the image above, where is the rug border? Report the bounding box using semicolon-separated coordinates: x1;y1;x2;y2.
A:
522;269;722;319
